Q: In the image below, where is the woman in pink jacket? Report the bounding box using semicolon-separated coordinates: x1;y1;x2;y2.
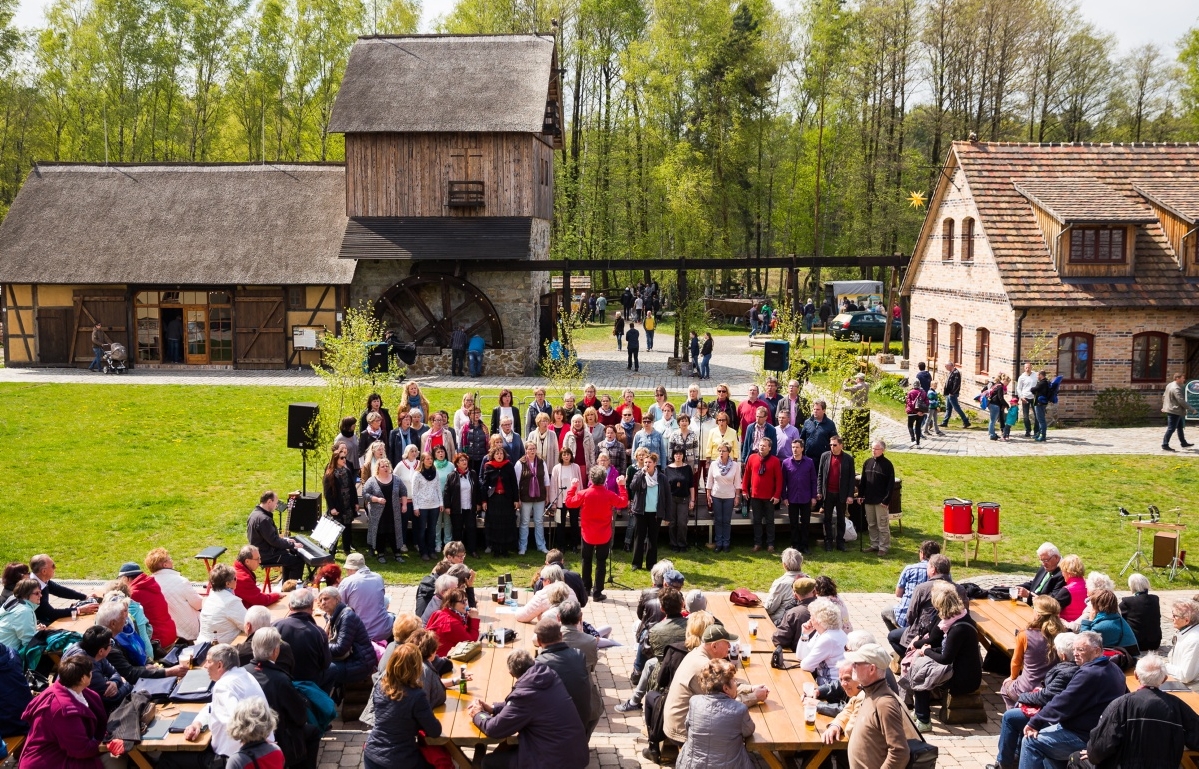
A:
19;655;106;769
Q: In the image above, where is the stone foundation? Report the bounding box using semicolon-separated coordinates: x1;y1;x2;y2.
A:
404;348;528;378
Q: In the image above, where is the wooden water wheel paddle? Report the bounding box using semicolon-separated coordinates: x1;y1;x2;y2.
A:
375;274;504;349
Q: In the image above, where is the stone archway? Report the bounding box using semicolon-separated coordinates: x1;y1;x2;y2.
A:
374;274;504;349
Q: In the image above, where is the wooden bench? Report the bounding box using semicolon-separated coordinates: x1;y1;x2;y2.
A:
4;735;24;762
940;688;987;724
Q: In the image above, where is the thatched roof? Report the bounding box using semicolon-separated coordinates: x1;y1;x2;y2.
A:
329;35;561;143
0;164;355;285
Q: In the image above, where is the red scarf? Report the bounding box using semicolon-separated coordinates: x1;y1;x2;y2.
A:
489;459;509;494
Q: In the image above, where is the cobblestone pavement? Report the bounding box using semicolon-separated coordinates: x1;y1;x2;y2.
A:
42;579;1193;769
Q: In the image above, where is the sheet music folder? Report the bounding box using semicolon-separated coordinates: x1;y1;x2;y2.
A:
176;668;213;696
311;516;344;550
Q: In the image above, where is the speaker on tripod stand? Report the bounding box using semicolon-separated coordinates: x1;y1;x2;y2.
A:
287;403;322;529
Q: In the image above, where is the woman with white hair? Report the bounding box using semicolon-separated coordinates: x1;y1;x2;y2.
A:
764;548;808;625
420;574;462;625
225;697;283;769
515;565;563;623
799;598;848;686
1119;572;1161;651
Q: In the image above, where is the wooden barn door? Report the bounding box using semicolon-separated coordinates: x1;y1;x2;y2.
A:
233;289;286;368
73;290;129;367
36;308;72;364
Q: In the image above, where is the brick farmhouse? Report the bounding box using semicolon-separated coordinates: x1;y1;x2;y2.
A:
901;142;1199;421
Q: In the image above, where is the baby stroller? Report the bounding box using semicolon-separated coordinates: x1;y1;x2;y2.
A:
101;343;128;374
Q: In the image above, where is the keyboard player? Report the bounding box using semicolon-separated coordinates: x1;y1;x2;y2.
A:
247;491;304;582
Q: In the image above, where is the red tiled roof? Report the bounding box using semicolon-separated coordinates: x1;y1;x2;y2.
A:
953;142;1199;308
1133;182;1199;224
1013;177;1157;224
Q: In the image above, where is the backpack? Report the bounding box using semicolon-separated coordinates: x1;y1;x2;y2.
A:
1047;375;1063;404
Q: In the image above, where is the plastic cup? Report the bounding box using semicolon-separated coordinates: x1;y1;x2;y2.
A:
741;652;751;668
1009;587;1019;601
803;682;816;697
70;608;78;622
749;621;759;639
805;704;817;727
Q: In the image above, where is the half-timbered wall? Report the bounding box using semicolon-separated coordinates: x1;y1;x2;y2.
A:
285;285;340;367
345;132;553;220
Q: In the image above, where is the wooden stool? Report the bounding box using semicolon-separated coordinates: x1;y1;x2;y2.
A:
943;532;976;567
974;534;1004;566
262;565;282;592
940;688;987;724
889;512;903;535
193;546;227;596
340;676;374;722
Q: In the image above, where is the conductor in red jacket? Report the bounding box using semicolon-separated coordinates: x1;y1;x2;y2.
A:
741;437;783;553
233;546;283;608
565;465;629;603
116;562;177;648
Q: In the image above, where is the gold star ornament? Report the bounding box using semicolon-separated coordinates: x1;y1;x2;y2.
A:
907;191;927;209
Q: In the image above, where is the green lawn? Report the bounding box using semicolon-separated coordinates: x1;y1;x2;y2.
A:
2;383;1197;594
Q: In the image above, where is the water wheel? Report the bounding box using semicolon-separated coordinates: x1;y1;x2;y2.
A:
375;274;504;349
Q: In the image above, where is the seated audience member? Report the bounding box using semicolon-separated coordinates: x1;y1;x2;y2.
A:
200;563;248;645
1082;653;1199;768
116;560;177;649
764;548;808;625
420;574;461;625
166;644;270;769
0;579;42;650
532;550;589;607
247;491;304;582
842;643;912;767
414;560;453;618
813;660;866;742
1016;542;1072;610
516;565;565;624
903;581;981;732
990;633;1080;769
664;625;768;750
363;643;442;769
532;618;595;735
236;605;295;672
1056;554;1087;623
17;654;106;768
0;639;30;739
340;552;392;643
104;580;154;655
809;658;854;715
318;586;376;692
1168;599;1199;691
406;629;457;709
636;559;676;623
224;698;285;769
468;649;590;769
1;562;29;603
882;540;938;632
892;554;967;656
1079;588;1140;657
621;608;716;715
676;658;756;769
425;588;480;657
649;587;688;660
29;553;97;624
771;577;817;653
274;588;332;686
146;548;203;643
1017;631;1126;769
310;563;342;590
811;632;898;713
685;590;707;615
1069;570;1117;631
813;576;853;633
95;597;186;683
63;625;131;712
557;600;604;730
1119;572;1162;652
799;598;849;687
1000;595;1065;710
245;626;319;769
233;546;282;608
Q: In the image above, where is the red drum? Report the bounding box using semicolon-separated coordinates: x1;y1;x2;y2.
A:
943;498;974;535
977;502;1000;535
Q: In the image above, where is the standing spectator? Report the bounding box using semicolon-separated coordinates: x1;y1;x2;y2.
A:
800;401;838;462
1017;362;1037;437
844;643;910;768
1119;572;1161;652
818;300;832;329
340;553;392;643
675;659;757;769
625;320;641;371
742;438;782;553
1030;370;1051;442
905;382;928;447
882;541;939;632
481;446;520;557
803;299;815;333
644;311;657;350
634;294;644;322
705;442;741;553
17;655;106;768
613;312;625;351
817;436;855;552
363;644;442;769
467;333;486;377
146;548;203;643
565;467;628;601
986;375;1009;441
858;440;895;556
1163;371;1197;450
450;324;468;377
915;361;931;392
688;331;701;376
843;373;870;407
781;438;817;553
87;321;109;372
699;333;713;380
1001;595;1065;709
922;386;945;436
939;362;971;429
596;293;607;322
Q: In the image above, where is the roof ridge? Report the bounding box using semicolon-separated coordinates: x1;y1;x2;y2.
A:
33;162;344;171
357;33;555;40
953;140;1199;148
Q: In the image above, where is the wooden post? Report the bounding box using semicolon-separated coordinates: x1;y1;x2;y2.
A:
881;265;899;354
676;262;687;362
559;260;570;341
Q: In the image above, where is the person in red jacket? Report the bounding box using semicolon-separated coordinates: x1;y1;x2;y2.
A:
232;546;282;608
741;437;783;553
425;588;480;657
116;562;177;648
565;465;629;603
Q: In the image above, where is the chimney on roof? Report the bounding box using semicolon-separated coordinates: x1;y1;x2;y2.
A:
968;131;978;142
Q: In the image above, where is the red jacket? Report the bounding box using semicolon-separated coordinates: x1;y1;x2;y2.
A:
741;453;783;500
128;572;177;647
565;483;630;545
234;560;281;608
426;608;481;657
19;682;105;769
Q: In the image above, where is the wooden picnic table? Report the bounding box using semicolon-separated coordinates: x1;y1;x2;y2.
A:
969;597;1034;658
706;592;780;654
122;702;211;769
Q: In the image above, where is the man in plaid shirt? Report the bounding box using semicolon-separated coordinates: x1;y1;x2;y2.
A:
881;539;940;631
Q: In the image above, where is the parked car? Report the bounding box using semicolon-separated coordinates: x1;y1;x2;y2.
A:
827;311;903;342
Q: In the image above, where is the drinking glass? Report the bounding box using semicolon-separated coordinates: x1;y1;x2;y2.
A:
804;703;817;727
740;651;751;668
749;621;759;639
1009;587;1019;601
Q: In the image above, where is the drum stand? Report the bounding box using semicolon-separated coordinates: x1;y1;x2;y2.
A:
1119;524;1154;576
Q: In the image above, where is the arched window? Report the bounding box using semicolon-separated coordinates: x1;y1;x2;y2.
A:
976;328;990;374
1131;332;1168;383
961;217;975;262
942;219;955;261
1057;333;1094;383
950;323;963;366
927;319;939;361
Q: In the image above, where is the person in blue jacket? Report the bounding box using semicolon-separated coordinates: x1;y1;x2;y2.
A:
467;334;486;378
1079;588;1140;657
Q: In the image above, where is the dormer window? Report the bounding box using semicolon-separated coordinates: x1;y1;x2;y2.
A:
1069;227;1125;263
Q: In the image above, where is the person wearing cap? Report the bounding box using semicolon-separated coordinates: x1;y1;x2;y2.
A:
339;552;392;643
663;624;767;750
843;643;911;768
116;561;177;649
232;546;283;609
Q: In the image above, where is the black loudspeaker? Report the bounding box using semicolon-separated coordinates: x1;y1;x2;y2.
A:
763;340;790;372
287;402;320;450
366;342;390;373
288;492;321;532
